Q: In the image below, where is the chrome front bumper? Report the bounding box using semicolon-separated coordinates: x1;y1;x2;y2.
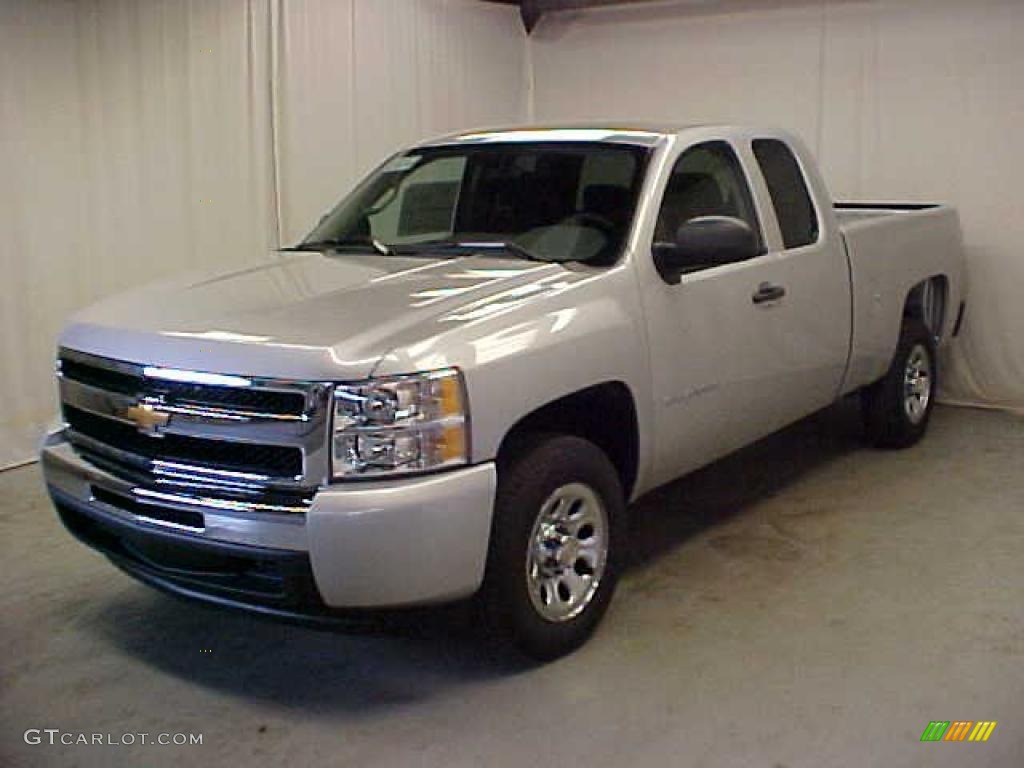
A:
42;432;497;612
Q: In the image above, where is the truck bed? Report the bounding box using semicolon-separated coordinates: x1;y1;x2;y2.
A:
834;201;964;395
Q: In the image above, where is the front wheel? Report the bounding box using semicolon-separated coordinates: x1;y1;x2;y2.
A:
478;435;626;660
861;318;937;448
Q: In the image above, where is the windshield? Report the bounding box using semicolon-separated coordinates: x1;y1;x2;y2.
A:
301;142;650;264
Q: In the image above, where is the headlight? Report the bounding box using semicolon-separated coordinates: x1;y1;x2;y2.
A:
331;368;468;479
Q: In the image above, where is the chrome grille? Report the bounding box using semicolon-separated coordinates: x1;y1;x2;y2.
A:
57;348;332;511
59;355;308;416
63;405;304;477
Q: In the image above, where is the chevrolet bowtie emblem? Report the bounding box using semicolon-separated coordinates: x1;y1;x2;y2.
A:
119;403;171;435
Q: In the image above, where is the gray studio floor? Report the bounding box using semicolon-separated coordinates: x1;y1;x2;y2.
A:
2;403;1022;767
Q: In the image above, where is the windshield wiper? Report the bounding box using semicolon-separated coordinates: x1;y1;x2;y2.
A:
409;240;552;263
287;237;391;255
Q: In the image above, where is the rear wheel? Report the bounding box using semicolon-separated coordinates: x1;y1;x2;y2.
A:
862;318;937;448
479;435;625;660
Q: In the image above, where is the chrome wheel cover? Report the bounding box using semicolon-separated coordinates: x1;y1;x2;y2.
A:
525;482;609;623
903;343;932;425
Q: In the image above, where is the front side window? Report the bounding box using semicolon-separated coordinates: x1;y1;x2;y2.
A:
302;143;650;265
653;141;763;254
752;138;819;249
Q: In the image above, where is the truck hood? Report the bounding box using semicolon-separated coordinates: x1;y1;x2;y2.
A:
60;251;578;381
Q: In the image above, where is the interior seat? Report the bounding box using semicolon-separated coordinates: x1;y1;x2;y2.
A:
655;172;730;241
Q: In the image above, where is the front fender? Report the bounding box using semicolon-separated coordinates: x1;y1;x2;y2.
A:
373;263;654;495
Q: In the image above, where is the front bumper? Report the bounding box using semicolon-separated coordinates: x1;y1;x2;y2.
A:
41;434;497;616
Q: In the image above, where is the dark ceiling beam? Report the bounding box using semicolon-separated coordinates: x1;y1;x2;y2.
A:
520;0;543;33
485;0;670;34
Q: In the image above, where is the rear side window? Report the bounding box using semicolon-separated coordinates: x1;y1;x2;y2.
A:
752;139;818;249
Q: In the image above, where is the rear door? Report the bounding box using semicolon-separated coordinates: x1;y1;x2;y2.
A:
747;137;850;416
640;136;849;486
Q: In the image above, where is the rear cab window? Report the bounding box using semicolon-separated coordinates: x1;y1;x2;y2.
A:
752;139;819;249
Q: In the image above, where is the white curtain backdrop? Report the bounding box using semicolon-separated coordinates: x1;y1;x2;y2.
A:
0;0;280;467
276;0;526;243
0;0;525;467
528;0;1024;411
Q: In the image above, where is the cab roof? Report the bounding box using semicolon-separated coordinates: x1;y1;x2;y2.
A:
416;123;804;156
417;123;693;148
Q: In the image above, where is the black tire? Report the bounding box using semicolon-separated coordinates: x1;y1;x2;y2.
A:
478;435;626;661
861;317;937;448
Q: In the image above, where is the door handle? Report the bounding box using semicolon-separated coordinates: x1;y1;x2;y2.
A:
752;282;786;304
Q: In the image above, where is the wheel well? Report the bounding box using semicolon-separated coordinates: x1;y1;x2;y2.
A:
496;382;639;499
903;275;948;340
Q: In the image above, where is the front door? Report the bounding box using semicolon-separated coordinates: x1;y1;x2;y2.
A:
640;139;847;487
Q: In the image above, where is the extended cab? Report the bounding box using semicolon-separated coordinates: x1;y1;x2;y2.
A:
42;125;964;658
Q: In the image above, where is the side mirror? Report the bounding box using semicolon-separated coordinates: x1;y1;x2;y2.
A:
653;216;760;284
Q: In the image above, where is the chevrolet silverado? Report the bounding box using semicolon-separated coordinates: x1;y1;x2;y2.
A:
42;124;965;659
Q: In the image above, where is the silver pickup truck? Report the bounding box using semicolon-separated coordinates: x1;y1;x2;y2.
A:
42;124;964;659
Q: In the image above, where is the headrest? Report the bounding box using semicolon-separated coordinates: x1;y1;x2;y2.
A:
655;173;730;241
670;173;725;212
